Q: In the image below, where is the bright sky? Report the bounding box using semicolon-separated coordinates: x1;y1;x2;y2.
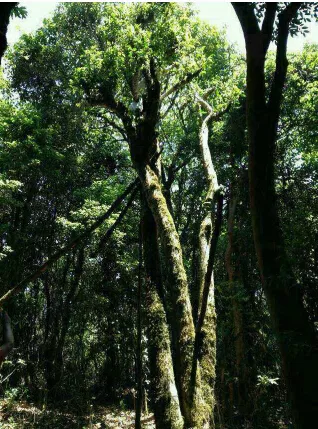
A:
6;1;318;53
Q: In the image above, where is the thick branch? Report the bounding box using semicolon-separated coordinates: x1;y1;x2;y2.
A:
231;3;260;41
88;95;135;140
267;2;301;138
195;94;230;199
261;3;277;54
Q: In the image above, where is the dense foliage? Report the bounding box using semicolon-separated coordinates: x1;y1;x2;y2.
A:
0;3;317;429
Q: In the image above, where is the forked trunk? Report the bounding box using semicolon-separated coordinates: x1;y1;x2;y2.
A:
138;163;206;428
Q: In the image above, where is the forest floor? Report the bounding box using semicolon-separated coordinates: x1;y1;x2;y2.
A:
0;400;155;428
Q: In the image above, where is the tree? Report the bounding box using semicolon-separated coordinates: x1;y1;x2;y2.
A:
7;3;237;427
232;3;318;427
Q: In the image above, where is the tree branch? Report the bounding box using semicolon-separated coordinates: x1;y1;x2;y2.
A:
161;69;201;101
88;91;136;140
98;185;139;251
267;3;302;135
231;2;260;41
261;2;277;54
104;116;127;140
0;179;139;305
196;94;231;127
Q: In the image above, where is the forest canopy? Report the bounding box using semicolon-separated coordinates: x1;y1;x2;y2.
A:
0;2;317;429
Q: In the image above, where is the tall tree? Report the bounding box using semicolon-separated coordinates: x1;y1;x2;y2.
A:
7;3;236;427
232;3;318;427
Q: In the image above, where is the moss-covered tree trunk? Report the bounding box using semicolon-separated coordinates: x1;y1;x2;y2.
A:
190;95;221;427
91;55;215;427
138;163;205;428
142;201;184;429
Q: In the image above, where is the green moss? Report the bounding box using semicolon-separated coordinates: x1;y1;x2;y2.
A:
139;164;213;428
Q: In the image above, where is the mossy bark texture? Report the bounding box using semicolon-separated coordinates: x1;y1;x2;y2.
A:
139;164;207;428
143;203;184;429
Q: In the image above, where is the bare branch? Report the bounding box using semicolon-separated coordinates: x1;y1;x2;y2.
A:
196;93;231;122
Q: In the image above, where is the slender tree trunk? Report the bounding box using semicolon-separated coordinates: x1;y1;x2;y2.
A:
190;95;224;427
135;220;143;429
225;193;252;420
55;248;85;386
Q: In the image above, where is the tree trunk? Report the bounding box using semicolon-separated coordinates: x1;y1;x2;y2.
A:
138;163;205;428
135;220;143;429
142;201;183;429
248;83;318;427
225;193;253;420
190;95;223;427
